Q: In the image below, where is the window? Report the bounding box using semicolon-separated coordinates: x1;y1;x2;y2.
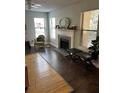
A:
50;18;56;39
34;18;45;38
81;10;99;48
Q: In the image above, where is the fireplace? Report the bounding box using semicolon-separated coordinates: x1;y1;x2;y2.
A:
56;29;75;48
59;35;71;50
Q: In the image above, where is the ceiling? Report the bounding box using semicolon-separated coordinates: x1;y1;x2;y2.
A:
25;0;83;12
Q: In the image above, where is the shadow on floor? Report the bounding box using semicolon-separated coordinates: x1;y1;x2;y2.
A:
25;46;99;93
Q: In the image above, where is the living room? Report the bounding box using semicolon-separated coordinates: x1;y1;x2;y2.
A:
25;0;99;49
1;0;124;93
25;0;99;93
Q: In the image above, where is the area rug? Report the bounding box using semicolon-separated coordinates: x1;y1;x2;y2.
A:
53;48;69;56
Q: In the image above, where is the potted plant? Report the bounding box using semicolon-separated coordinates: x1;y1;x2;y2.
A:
88;36;99;60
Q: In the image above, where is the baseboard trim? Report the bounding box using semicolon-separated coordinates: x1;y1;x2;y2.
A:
50;42;57;48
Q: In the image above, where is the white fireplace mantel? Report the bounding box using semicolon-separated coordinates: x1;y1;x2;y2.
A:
56;29;75;48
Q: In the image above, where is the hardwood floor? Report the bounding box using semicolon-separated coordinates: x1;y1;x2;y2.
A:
25;53;73;93
26;46;99;93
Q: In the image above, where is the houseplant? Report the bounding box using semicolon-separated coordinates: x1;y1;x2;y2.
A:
88;36;99;60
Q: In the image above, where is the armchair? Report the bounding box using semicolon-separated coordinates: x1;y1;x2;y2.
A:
34;35;45;48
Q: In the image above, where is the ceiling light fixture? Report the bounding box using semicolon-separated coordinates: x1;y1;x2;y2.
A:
31;3;42;8
26;0;41;9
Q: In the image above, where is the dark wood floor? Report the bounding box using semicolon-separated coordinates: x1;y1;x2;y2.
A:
26;46;99;93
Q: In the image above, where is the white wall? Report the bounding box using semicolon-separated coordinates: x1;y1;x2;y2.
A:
25;11;49;43
49;0;99;48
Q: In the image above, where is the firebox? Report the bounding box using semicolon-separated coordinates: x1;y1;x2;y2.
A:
59;36;71;50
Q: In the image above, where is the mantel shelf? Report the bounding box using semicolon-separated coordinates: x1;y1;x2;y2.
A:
55;25;77;30
55;28;76;31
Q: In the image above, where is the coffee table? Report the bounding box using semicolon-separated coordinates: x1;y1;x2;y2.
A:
66;48;82;62
67;48;92;65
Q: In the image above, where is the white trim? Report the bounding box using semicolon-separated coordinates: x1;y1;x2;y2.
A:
56;29;75;48
50;42;57;48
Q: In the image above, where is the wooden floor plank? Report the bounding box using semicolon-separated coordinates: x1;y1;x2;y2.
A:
26;47;99;93
25;53;73;93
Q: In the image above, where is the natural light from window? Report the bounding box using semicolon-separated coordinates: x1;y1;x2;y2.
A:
50;18;56;39
82;10;99;48
34;18;45;38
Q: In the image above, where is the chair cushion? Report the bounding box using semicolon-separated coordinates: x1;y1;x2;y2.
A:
37;35;45;42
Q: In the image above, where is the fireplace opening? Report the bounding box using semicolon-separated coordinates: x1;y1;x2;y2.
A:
60;36;70;50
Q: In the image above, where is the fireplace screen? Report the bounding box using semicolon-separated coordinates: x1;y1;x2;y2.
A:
59;36;70;50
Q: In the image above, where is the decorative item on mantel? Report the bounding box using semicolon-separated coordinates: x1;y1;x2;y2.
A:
55;17;77;30
68;25;77;30
55;25;60;29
